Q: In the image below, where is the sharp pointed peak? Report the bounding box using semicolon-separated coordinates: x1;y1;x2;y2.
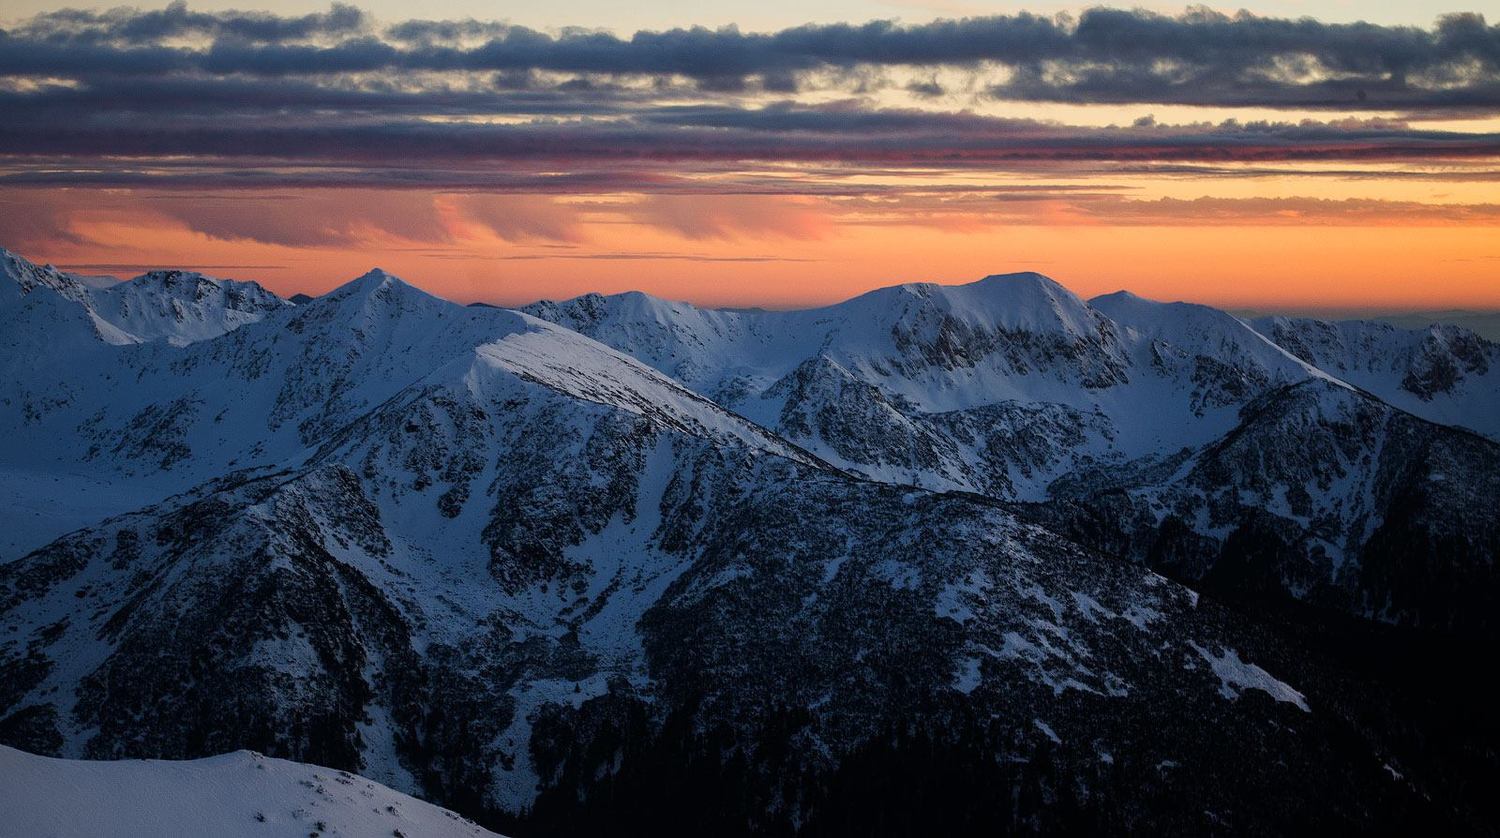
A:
352;267;400;286
0;245;49;275
0;245;91;300
327;267;425;299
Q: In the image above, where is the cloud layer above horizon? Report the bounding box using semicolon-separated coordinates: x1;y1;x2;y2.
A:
2;2;1498;308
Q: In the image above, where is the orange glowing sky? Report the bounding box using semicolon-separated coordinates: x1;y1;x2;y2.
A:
2;3;1498;311
12;193;1500;312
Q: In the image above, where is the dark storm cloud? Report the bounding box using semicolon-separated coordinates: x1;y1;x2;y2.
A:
1;6;1497;109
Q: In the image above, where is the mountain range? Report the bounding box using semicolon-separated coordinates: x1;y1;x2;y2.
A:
2;246;1496;834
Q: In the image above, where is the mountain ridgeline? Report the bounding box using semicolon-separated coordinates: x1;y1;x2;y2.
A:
1;247;1497;834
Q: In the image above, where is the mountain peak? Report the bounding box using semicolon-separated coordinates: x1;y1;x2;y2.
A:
1091;288;1248;325
325;267;430;304
866;271;1097;337
352;267;400;287
91;268;289;345
1089;290;1143;305
973;270;1063;288
0;247;90;303
130;268;219;285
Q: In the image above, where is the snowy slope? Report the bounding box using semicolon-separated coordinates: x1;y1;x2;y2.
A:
1;248;285;347
521;276;1500;633
530;279;1500;498
60;272;121;290
1374;310;1500;341
1089;291;1335;391
1;421;1370;830
1033;378;1500;631
527;276;1328;496
0;261;821;557
0;745;498;838
1;248;94;306
1;248;137;346
0;265;520;556
1;252;292;544
91;269;290;346
1251;315;1500;439
0;249;1380;826
528;273;1133;411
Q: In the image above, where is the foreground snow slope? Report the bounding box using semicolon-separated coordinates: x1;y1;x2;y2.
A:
0;745;497;838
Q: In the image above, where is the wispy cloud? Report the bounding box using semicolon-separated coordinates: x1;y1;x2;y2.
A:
0;107;1495;190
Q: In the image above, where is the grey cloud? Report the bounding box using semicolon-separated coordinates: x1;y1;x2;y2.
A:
0;7;1495;109
11;1;367;44
0;104;1493;188
0;5;1496;195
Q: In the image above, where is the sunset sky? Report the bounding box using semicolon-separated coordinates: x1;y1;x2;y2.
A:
1;1;1497;310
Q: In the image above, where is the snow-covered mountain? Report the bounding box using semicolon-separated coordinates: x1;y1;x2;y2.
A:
1;248;287;348
0;249;296;554
1;246;1496;833
0;745;498;837
0;262;818;557
62;271;122;290
1372;309;1500;341
526;279;1500;499
525;279;1500;631
90;269;290;347
524;276;1325;498
1032;378;1500;632
0;388;1437;831
1251;315;1500;438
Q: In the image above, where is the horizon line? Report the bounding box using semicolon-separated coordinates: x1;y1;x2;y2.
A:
24;250;1500;322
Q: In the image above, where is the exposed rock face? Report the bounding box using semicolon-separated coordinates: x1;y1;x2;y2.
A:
1253;315;1500;437
1029;380;1500;634
0;421;1454;832
765;353;1114;495
2;247;1497;834
1;247;287;348
94;269;290;346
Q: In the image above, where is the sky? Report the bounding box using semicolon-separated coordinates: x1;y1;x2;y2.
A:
1;1;1497;311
